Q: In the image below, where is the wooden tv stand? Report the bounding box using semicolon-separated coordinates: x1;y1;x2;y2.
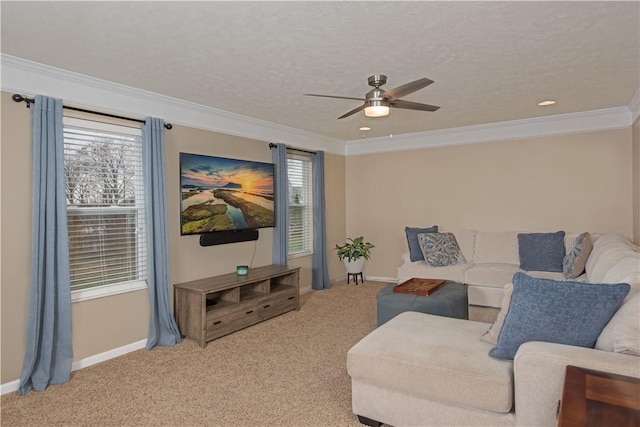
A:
174;264;300;347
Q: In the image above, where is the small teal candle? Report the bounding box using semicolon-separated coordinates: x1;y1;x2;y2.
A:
236;265;249;276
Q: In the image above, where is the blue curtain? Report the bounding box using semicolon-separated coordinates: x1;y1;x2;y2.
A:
142;118;181;349
311;151;330;290
271;143;289;265
19;95;73;395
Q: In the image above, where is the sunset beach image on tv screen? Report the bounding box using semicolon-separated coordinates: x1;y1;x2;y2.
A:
180;153;275;235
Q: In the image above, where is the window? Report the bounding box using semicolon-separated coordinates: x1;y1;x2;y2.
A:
287;152;313;258
63;117;147;301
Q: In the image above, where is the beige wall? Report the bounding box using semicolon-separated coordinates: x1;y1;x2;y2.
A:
1;91;347;384
346;129;634;279
323;153;347;280
1;91;34;383
633;117;640;244
166;126;275;285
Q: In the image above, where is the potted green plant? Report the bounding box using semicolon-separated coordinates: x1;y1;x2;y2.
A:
335;236;375;274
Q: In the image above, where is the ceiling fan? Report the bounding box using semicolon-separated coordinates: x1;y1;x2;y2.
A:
304;75;440;119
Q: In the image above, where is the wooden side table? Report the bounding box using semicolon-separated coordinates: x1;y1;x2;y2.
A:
558;365;640;427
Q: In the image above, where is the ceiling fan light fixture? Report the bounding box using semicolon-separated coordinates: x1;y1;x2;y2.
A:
305;75;438;119
364;99;390;117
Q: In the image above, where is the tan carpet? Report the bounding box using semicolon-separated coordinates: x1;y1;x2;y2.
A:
1;281;387;426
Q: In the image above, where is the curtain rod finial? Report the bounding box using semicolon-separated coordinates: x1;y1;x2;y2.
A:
12;94;33;108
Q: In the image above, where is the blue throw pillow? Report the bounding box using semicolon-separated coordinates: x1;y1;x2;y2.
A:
489;273;630;360
405;226;438;262
518;231;566;272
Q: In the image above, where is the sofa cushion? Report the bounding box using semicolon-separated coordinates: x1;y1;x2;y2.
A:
586;234;635;282
525;270;569;280
467;285;505;308
489;273;630;360
517;231;566;272
482;283;513;345
405;225;439;262
418;232;466;267
563;232;593;279
464;263;521;288
446;229;477;262
602;255;640;292
612;293;640;356
473;231;522;265
591;248;638;284
347;312;514;413
595;292;640;355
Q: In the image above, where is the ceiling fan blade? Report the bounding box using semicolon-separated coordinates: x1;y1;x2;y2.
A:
390;99;440;112
383;78;434;100
304;94;366;102
338;104;366;119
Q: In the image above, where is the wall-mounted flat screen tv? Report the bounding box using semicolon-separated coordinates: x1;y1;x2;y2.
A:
180;153;275;235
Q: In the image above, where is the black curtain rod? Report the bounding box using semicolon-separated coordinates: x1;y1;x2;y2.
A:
268;143;315;155
12;94;173;130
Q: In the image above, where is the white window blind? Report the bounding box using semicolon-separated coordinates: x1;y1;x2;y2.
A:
63;117;147;296
287;153;313;258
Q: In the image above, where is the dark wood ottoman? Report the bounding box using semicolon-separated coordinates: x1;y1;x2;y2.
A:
376;281;468;326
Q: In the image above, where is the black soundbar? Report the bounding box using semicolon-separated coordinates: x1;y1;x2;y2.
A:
199;229;259;246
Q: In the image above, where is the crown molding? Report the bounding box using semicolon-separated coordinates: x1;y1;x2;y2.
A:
629;88;640;124
2;54;635;157
344;107;633;155
0;54;345;155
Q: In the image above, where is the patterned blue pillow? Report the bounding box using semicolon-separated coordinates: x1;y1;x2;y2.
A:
405;226;438;262
517;231;566;272
563;232;593;279
417;232;466;267
489;273;630;360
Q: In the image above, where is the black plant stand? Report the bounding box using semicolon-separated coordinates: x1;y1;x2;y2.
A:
347;272;364;285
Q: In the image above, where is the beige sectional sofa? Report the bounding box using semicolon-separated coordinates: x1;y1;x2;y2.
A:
398;230;595;308
348;233;640;427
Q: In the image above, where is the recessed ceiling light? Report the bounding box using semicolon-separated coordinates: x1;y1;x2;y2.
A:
538;100;556;106
359;126;371;131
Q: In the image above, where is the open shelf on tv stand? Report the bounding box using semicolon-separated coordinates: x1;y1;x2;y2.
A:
174;264;300;347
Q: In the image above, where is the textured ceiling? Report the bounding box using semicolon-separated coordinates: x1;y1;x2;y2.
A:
2;1;639;141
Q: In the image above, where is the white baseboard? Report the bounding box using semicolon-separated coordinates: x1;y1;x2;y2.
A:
1;339;147;395
0;379;20;396
70;339;147;371
363;276;398;284
332;275;397;284
300;285;312;294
